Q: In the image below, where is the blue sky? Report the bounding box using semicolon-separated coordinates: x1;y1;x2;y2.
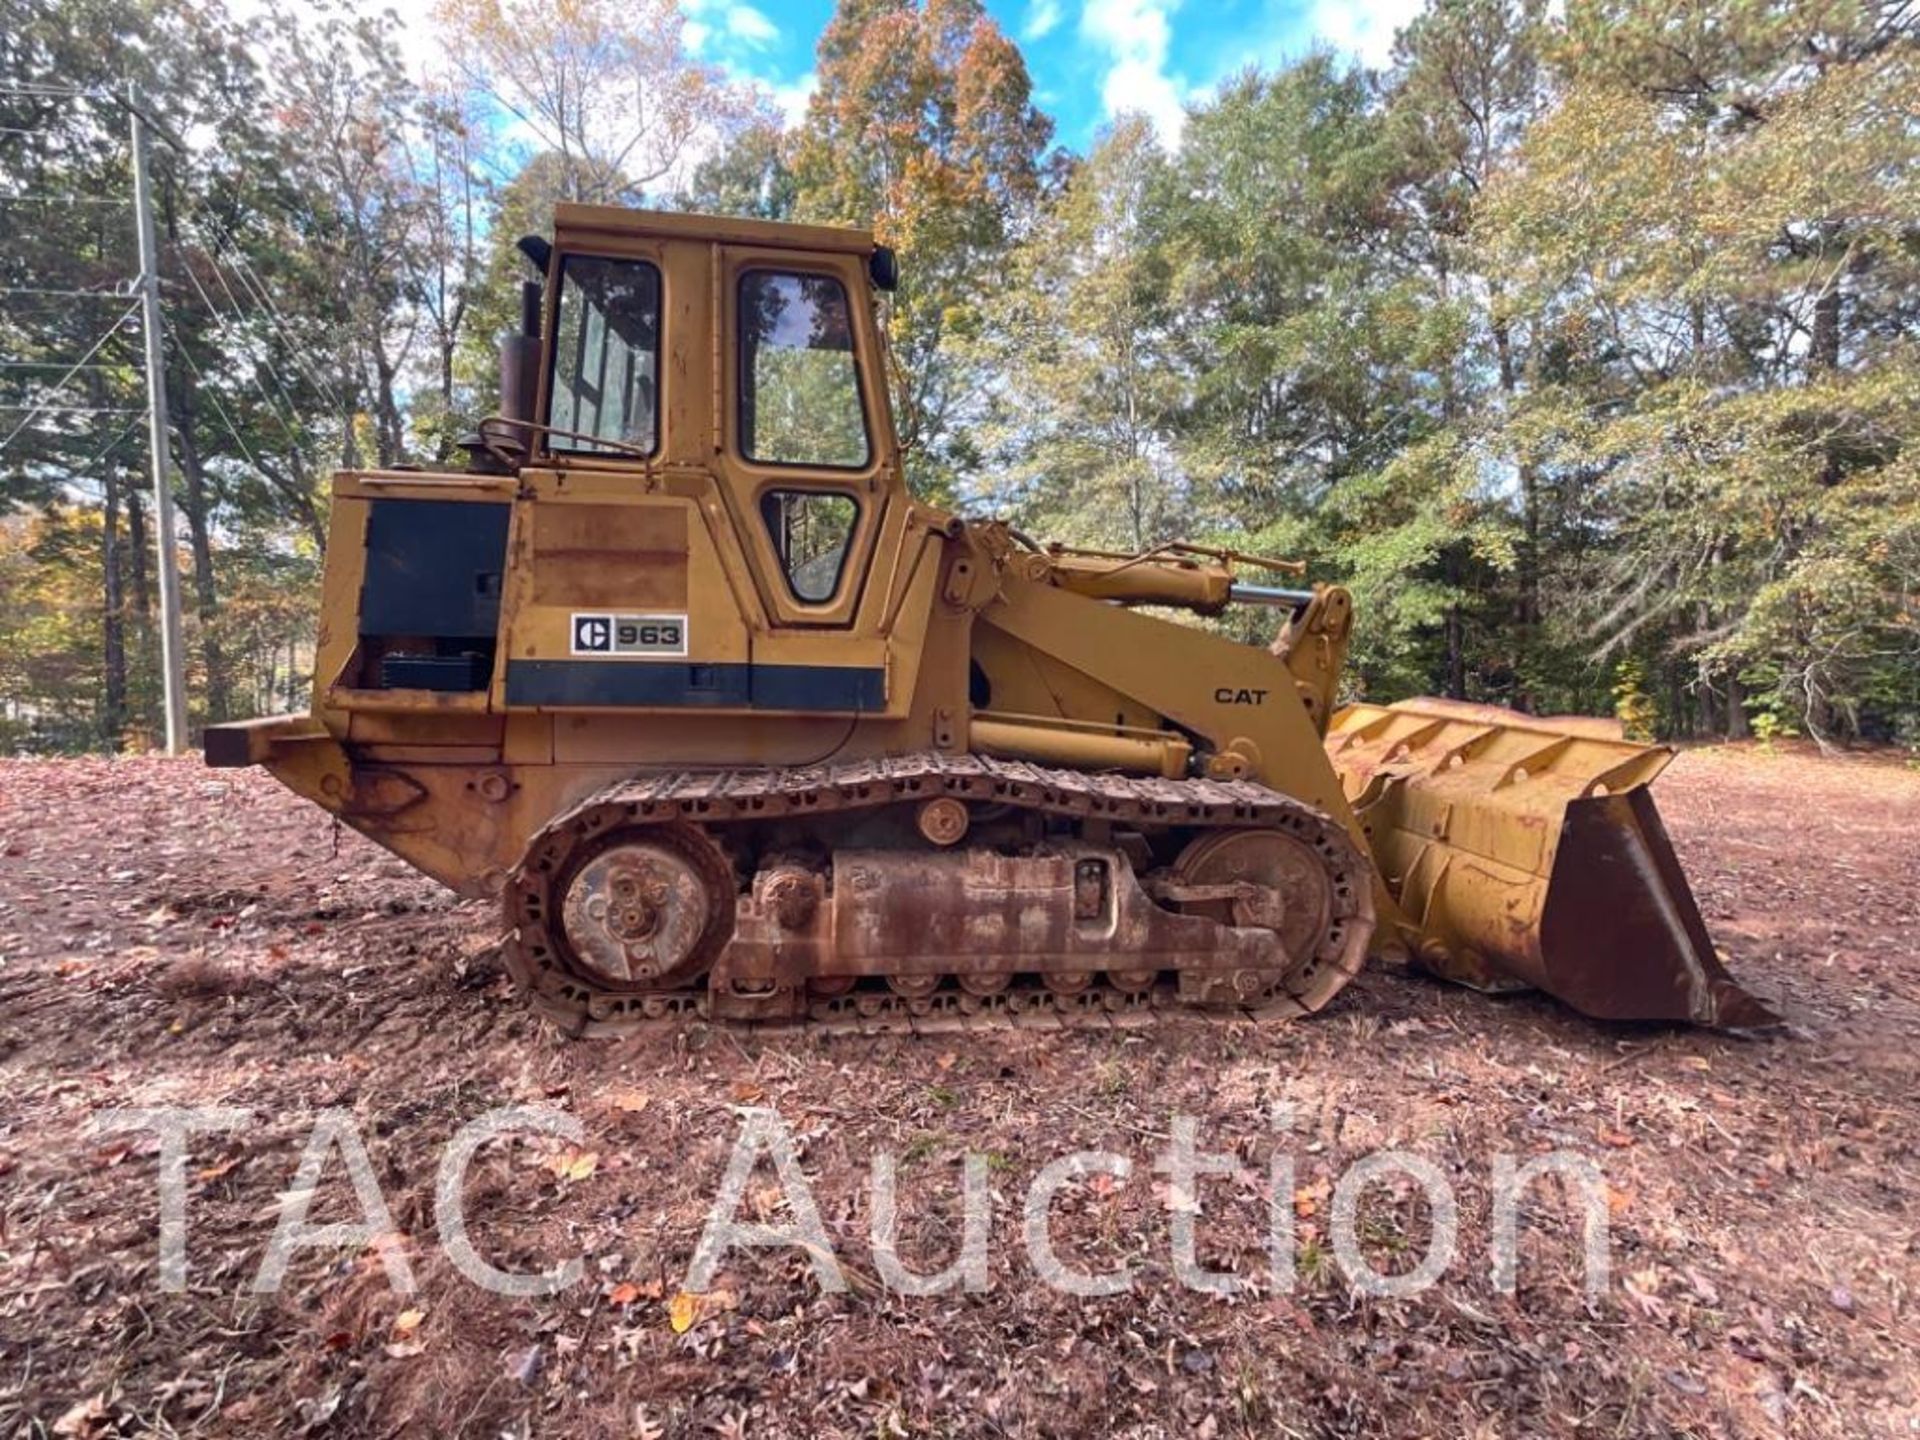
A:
666;0;1419;151
364;0;1422;157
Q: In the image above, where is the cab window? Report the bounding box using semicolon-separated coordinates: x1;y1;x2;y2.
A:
738;270;870;470
760;490;857;602
548;255;661;455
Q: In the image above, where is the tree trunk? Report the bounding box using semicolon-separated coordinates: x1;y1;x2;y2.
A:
1810;231;1845;486
438;338;458;463
1441;540;1468;700
123;483;155;736
1445;609;1467;699
101;464;128;750
172;409;231;724
1696;667;1720;737
373;342;405;467
1724;673;1750;741
1493;314;1538;709
126;484;151;621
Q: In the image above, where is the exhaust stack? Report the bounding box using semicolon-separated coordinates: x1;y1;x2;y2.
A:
495;280;542;456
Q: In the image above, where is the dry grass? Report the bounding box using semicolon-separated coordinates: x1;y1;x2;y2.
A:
0;746;1915;1438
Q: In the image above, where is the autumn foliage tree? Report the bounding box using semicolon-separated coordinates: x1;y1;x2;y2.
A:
789;0;1057;501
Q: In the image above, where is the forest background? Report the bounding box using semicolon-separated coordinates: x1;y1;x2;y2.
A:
1;0;1914;752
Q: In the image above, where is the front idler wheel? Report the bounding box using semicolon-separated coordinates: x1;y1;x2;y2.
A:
551;826;734;993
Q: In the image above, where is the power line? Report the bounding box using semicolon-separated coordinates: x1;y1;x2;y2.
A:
210;229;348;414
0;404;141;414
0;195;133;207
0;286;137;299
0;84;185;151
0;296;141;455
170;239;311;448
183;221;334;418
172;328;281;492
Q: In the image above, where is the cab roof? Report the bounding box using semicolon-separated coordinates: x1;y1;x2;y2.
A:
552;203;878;257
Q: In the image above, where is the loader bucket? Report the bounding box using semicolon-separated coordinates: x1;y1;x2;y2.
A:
1326;698;1777;1028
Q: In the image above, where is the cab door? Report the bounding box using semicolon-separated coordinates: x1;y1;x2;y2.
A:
712;245;898;631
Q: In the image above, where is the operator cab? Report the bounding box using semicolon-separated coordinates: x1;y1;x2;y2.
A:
490;207;903;626
341;207;912;713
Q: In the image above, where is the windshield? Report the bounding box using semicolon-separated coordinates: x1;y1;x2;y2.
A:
548;254;662;455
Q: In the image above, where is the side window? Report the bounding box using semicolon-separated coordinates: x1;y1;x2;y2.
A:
738;270;870;469
760;490;858;603
548;255;661;455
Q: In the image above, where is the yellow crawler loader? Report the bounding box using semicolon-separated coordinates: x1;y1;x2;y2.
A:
204;206;1774;1034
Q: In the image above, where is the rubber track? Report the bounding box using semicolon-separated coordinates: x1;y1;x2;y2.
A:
502;752;1375;1036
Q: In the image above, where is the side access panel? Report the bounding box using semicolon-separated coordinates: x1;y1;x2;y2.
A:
493;469;907;717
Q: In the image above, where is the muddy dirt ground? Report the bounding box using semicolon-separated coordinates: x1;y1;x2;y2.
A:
1;745;1916;1438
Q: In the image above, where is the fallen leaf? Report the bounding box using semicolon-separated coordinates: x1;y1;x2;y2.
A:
545;1148;599;1182
666;1288;736;1333
668;1291;701;1334
608;1282;642;1306
52;1394;109;1438
610;1089;651;1114
384;1342;425;1360
392;1308;425;1336
729;1080;765;1104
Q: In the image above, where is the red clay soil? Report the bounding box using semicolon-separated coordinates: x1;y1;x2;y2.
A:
0;744;1915;1438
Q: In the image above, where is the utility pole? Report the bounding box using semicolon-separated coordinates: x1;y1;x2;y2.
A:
129;94;191;754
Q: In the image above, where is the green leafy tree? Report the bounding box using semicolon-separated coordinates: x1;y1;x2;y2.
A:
1475;2;1920;736
974;116;1184;552
674;118;798;221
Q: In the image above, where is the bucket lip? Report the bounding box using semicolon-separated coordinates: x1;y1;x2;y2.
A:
1538;789;1781;1029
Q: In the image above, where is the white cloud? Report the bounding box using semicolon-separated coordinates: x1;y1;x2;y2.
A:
1080;0;1188;145
723;3;779;48
1023;0;1064;41
766;70;818;127
680;0;779;55
1303;0;1424;67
